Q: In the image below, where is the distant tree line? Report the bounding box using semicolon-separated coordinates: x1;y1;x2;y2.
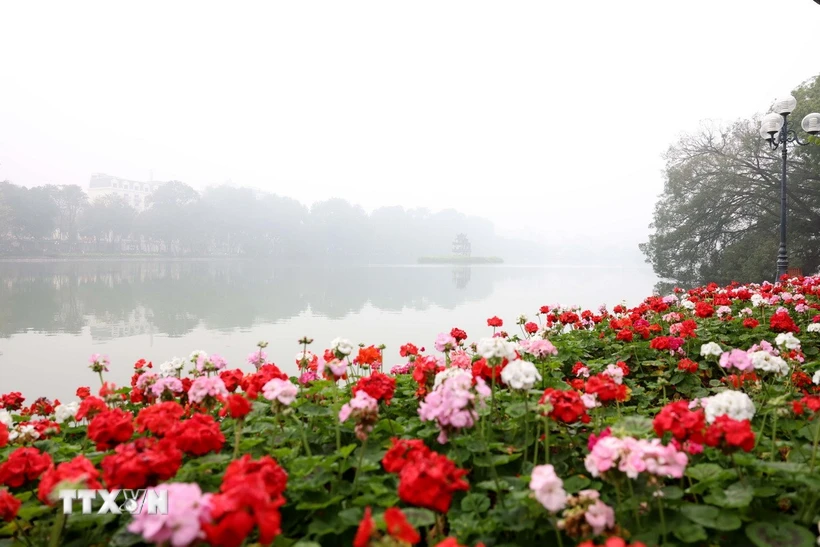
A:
0;180;539;262
640;73;820;286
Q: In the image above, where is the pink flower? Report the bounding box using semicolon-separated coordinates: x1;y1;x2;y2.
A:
324;359;347;380
135;371;159;390
339;391;379;440
719;349;753;372
435;333;457;352
151;377;183;398
262;378;298;406
418;369;488;444
247;350;267;369
584;499;615;535
127;483;211;547
585;435;688;480
588;427;611;451
518;338;558;358
449;350;472;369
298;371;318;385
529;464;567;513
187;376;229;404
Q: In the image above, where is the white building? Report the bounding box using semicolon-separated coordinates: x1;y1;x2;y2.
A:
87;173;162;211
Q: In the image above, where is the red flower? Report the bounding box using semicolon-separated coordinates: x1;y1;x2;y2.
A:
559;311;579;324
400;343;419;358
742;318;759;329
76;386;91;399
220;369;245;393
221;455;288;499
170;413;225;456
241;364;288;400
0;447;52;488
705;416;755;452
539;388;590;424
450;328;468;343
87;408;134;451
355;346;383;368
75;396;108;421
382;438;430;473
695;301;714;318
615;329;633;342
795;395;820;415
770;311;799;334
678;319;698;338
101;437;182;489
677;359;699;373
385;507;421;544
524;322;539;334
354;506;375;547
585;374;627;403
487;316;503;327
0;392;24;411
38;456;102;505
412;355;442;398
0;489;21;522
221;394;252;420
653;401;705;444
471;357;506;385
353;373;397;405
136;401;185;437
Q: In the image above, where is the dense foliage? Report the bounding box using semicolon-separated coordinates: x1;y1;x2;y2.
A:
640;74;820;286
2;276;820;546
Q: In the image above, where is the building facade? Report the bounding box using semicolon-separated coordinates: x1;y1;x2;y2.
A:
87;173;162;211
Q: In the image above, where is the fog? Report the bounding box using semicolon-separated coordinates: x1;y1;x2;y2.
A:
0;0;818;265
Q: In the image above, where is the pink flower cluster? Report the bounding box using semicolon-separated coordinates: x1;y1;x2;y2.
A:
389;363;413;375
435;332;457;352
128;483;211;547
188;376;229;404
584;435;688;480
262;378;298;407
195;354;227;373
518;338;558;358
529;464;567;513
339;391;379;440
418;369;490;444
247;350;267;369
719;349;752;372
449;350;473;369
151;377;183;398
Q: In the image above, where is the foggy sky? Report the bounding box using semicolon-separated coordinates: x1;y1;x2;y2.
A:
0;1;818;256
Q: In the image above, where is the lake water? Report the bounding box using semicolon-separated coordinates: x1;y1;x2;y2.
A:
0;260;658;402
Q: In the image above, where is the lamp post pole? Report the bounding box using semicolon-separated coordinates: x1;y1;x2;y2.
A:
760;97;820;281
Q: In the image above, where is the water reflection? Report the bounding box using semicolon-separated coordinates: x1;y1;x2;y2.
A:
0;261;538;340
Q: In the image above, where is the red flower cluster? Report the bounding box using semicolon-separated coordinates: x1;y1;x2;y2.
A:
769;310;799;333
87;408;134;451
539;388;590;424
412;355;442;398
220;369;245;393
579;538;647;547
793;395;820;416
382;438;469;513
721;372;759;389
38;455;102;505
241;364;288;399
585;374;627;403
170;413;225;456
704;416;755;452
615;329;633;342
399;343;419;358
471;357;506;385
101;437;182;489
0;392;24;411
76;396;108;421
649;336;685;352
0;423;7;449
487;316;503;327
450;327;468;342
203;455;288;547
220;393;252;420
742;317;760;329
0;489;21;522
0;448;52;488
76;386;91;399
694;301;714;318
354;506;421;547
353;372;397;405
136;401;185;437
653;401;705;444
677;359;699;373
355;346;382;369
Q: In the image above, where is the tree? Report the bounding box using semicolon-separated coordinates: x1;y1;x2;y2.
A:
640;74;820;286
80;194;136;242
51;185;88;240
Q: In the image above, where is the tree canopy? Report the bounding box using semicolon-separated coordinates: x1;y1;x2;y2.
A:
640;74;820;287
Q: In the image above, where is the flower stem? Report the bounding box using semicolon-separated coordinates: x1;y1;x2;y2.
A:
533;419;540;465
48;511;66;547
351;436;369;498
543;417;551;464
771;411;778;461
810;417;820;473
523;395;530;467
14;519;34;547
292;414;312;457
552;518;565;547
232;419;243;460
657;496;667;542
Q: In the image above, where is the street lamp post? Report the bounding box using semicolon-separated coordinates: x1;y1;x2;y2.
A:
759;97;820;280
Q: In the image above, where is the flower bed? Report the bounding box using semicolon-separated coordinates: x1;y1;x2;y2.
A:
2;277;820;546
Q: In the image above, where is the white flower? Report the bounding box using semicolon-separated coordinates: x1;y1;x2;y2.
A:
680;299;695;310
704;390;756;424
189;350;208;363
500;359;542;391
774;332;801;350
159;357;185;377
700;342;723;357
751;294;764;307
54;401;79;424
604;364;624;385
807;323;820;333
0;409;13;428
748;351;789;376
476;337;517;361
581;393;600;409
330;337;354;356
813;369;820;386
434;367;471;389
9;424;39;443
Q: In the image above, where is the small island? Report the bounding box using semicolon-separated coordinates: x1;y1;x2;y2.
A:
417;233;504;264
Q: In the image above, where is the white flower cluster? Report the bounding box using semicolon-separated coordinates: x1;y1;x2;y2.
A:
748;351;789;376
703;390;756;424
434;366;469;389
476;337;517;361
700;342;723;357
807;323;820;333
813;369;820;386
680;299;695;310
500;359;542;391
330;337;354;356
54;401;79;424
751;294;764;307
159;357;185;377
0;409;12;429
774;332;801;350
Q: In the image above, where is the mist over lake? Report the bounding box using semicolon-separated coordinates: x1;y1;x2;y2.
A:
0;260;657;401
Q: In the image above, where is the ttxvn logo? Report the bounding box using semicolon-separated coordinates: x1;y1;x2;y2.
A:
57;489;169;515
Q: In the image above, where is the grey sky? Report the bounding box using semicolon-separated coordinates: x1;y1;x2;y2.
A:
0;0;818;253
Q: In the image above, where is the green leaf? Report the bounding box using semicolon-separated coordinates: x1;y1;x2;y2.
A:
705;481;754;508
461;493;491;513
745;521;816;547
661;485;684;500
401;508;436;527
673;522;708;543
680;504;742;531
686;463;733;483
562;475;591;493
